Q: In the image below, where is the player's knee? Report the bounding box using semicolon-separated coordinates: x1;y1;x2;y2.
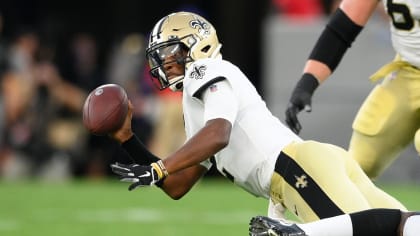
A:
351;151;382;179
353;156;381;179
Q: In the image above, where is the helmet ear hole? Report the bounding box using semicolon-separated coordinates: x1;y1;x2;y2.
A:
201;45;210;53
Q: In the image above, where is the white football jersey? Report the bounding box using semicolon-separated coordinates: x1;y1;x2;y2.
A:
182;58;302;198
384;0;420;68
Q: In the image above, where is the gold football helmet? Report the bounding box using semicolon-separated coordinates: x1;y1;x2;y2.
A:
146;11;222;91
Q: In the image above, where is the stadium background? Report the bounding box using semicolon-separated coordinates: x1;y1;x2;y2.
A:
0;0;267;90
0;0;419;235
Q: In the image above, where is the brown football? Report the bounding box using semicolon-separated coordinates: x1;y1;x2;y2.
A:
82;84;128;136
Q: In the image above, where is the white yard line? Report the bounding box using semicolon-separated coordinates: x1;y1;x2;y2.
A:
0;219;19;231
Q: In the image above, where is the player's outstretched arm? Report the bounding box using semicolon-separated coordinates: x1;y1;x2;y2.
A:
111;160;208;199
285;0;378;134
153;164;208;199
160;118;231;199
110;117;229;199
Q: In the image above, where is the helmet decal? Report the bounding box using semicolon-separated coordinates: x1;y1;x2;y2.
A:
189;65;207;80
190;19;211;36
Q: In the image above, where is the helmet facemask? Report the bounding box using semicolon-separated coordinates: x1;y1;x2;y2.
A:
146;40;191;91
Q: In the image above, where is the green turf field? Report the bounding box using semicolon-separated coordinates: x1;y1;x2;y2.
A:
0;179;419;236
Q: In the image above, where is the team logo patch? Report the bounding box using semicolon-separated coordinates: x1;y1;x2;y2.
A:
294;174;308;189
189;65;207;80
190;19;210;35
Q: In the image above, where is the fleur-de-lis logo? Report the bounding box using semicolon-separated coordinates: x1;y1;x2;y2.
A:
189;65;207;80
294;174;308;189
190;19;210;35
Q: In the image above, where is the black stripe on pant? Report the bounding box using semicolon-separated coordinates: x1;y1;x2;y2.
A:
274;151;344;219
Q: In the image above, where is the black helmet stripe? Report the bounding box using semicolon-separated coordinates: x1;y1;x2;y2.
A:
150;16;168;43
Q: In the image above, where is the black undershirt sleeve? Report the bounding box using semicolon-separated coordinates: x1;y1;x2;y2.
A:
308;8;363;72
121;134;161;165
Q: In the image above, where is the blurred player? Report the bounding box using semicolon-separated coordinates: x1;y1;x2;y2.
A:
250;209;420;236
109;11;405;226
285;0;420;179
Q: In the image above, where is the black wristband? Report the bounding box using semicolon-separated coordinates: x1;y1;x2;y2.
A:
296;73;319;95
121;134;160;165
309;8;363;72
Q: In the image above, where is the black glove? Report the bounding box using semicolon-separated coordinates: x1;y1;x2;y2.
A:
285;73;319;134
110;160;168;191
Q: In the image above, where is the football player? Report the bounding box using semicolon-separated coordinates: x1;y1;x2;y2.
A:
285;0;420;179
109;11;405;225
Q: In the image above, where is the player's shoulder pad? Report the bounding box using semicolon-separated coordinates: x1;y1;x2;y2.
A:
184;58;234;98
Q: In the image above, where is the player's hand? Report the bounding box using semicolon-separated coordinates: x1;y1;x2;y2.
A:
109;101;134;143
285;92;312;134
110;160;168;191
285;74;319;134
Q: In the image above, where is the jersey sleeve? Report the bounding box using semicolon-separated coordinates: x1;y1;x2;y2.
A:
184;59;227;98
184;59;238;125
202;80;238;125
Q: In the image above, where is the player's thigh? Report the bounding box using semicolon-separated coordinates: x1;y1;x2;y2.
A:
273;141;371;222
343;152;407;210
350;79;418;178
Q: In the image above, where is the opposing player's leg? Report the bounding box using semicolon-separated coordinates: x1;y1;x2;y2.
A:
343;146;406;210
350;68;419;179
250;209;420;236
400;212;420;236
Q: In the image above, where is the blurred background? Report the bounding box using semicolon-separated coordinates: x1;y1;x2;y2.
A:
0;0;419;236
0;0;272;181
0;0;418;182
0;0;420;181
0;0;417;183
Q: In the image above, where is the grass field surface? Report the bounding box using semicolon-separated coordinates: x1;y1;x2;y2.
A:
0;179;419;236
